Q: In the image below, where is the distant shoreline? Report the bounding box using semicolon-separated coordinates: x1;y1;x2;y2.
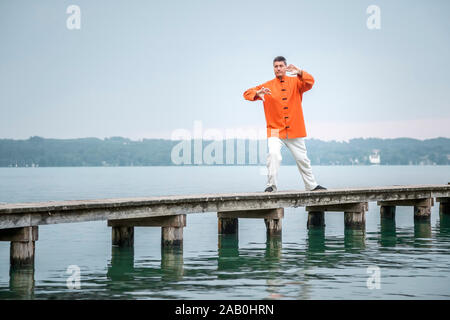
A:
1;136;449;166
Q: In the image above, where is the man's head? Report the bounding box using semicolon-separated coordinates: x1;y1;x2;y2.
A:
273;56;287;78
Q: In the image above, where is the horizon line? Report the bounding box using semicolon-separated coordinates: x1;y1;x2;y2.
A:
1;135;449;143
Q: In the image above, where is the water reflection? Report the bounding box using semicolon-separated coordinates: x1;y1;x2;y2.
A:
265;237;282;260
414;221;432;248
379;218;397;247
161;247;184;281
438;213;450;237
3;213;450;299
344;229;366;252
107;246;134;282
217;234;239;275
9;265;35;299
306;228;326;254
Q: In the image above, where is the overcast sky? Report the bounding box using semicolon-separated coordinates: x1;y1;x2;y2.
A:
1;0;449;141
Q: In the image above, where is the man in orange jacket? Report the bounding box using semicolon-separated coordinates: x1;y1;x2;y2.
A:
243;56;326;192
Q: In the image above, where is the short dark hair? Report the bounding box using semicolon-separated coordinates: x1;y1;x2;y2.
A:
273;56;287;65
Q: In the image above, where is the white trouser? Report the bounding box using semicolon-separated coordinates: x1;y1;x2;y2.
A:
266;137;318;191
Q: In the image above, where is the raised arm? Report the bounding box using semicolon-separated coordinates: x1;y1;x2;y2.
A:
243;84;271;101
297;70;315;93
286;64;315;93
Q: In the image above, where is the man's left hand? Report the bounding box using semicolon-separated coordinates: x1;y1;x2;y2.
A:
286;64;302;76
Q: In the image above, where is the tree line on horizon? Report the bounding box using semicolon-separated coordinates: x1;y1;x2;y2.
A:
0;136;448;167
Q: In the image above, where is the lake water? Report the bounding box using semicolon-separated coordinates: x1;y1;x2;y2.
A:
0;165;449;299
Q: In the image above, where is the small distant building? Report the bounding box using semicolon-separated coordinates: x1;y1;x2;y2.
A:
369;149;380;165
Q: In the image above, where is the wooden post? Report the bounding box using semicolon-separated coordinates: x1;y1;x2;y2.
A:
344;211;366;228
10;242;35;267
307;211;325;229
380;205;396;219
344;203;368;229
218;217;239;235
437;197;450;216
264;218;282;237
414;198;433;221
0;227;38;267
111;226;134;247
161;226;183;247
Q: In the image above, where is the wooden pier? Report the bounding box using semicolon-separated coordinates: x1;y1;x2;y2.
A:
0;184;449;267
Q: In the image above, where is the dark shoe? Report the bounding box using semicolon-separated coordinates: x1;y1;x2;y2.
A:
264;186;276;192
312;185;327;191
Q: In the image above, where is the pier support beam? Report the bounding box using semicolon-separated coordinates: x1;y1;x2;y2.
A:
217;208;284;238
306;202;368;229
414;198;433;220
380;205;396;219
108;214;186;247
437;198;450;216
264;218;282;237
306;211;325;229
0;227;38;267
218;217;238;235
161;226;184;247
377;198;434;221
111;226;134;247
344;210;366;228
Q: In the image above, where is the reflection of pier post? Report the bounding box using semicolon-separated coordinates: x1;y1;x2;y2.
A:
217;234;239;274
265;237;282;260
161;246;184;280
437;197;450;239
9;265;35;299
265;236;282;299
306;228;326;254
344;229;366;251
107;246;135;281
414;221;432;248
380;217;397;247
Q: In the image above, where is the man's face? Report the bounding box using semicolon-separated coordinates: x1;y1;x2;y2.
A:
273;61;287;77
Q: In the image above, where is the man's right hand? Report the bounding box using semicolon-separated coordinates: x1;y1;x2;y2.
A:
256;87;271;101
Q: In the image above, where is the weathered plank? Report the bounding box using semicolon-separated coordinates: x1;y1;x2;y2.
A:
0;226;38;242
217;208;284;219
108;215;186;227
306;202;368;212
377;198;434;207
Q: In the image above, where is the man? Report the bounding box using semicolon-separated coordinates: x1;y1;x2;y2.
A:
243;56;326;192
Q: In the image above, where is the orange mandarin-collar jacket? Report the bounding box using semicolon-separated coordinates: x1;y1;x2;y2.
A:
243;71;314;139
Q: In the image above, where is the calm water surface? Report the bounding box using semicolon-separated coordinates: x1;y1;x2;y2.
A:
0;165;449;299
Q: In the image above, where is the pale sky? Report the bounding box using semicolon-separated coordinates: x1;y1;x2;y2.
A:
1;0;449;142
